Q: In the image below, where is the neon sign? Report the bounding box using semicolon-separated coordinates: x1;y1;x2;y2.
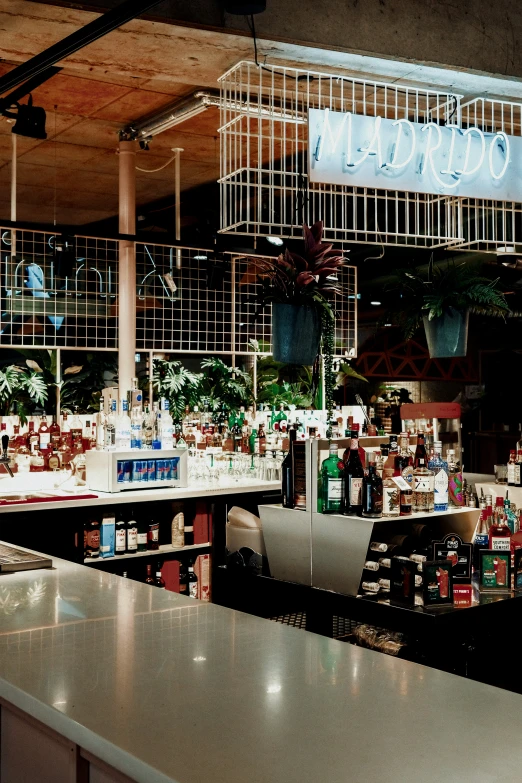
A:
308;108;519;200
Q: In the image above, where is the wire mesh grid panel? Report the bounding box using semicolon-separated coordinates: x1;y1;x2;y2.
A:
0;228;118;348
135;244;233;353
219;61;462;248
233;253;357;357
453;97;522;252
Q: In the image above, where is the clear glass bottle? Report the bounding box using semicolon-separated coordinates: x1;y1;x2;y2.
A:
362;462;383;519
95;399;106;451
428;440;449;512
38;416;51;450
382;468;400;517
160;399;174;450
130;405;143;450
413;458;435;513
321;442;344;514
507;449;517;487
116;399;132;450
105;399;117;449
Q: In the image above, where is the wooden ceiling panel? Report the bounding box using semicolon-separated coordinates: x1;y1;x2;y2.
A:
52;118;122;149
92;90;176;123
30;75;132;117
138;132;218;164
17;141;103;166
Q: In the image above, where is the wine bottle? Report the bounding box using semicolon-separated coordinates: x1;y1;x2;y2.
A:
343;429;364;516
362;463;383;518
282;427;296;509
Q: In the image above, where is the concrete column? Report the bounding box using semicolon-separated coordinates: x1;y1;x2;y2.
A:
118;139;137;398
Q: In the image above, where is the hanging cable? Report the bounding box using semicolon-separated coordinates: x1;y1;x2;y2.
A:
135;154;177;173
247;15;311;82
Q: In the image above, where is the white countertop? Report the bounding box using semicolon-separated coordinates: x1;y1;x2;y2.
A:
0;550;522;782
0;478;281;514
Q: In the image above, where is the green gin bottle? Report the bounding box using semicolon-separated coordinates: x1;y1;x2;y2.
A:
321;442;344;514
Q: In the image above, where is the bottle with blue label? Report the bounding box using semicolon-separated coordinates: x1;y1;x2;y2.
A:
105;398;117;449
130;405;143;450
160;398;174;450
428;441;448;512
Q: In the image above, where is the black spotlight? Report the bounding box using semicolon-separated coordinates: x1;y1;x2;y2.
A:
12;95;47;140
224;0;266;13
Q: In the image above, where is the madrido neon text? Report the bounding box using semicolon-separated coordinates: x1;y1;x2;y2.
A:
308;108;522;200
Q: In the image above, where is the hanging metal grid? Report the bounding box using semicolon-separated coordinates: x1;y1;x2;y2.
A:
219;61;462;248
0;227;118;349
455;97;522;253
135;243;233;354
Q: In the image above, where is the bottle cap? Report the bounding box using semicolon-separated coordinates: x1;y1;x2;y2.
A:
495;497;504;506
434;441;442;449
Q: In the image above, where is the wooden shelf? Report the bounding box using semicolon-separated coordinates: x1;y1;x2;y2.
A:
84;542;210;565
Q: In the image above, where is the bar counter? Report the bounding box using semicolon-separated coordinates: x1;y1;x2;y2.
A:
1;548;522;782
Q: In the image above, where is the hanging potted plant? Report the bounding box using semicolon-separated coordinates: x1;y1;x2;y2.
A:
249;222;349;365
385;259;510;358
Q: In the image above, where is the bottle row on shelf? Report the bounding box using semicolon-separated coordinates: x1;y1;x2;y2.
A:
318;428;469;518
122;553;211;601
83;503;205;560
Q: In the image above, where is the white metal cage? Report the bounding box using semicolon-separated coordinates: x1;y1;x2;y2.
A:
219;60;463;248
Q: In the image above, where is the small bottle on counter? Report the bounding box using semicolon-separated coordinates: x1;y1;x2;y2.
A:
147;520;160;551
187;562;198;599
84;517;100;559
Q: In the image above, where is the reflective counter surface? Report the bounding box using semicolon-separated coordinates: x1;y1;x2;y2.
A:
0;549;521;783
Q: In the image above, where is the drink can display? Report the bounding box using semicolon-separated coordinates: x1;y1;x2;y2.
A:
171;457;179;480
123;461;132;483
117;461;124;483
132;460;142;483
164;459;172;481
141;460;148;482
156;459;165;481
147;460;156;482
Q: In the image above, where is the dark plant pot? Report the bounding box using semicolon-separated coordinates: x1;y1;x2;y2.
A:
272;303;321;365
423;308;469;358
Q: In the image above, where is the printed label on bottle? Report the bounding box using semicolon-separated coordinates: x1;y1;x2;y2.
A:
392;476;410;491
401;466;414;486
127;530;137;549
507;463;515;484
327;478;343;500
491;537;511;551
137;532;147;545
115;529;126;550
39;433;50;448
86;530;100;549
515;465;521;485
449;472;463;503
150;527;159;542
383;486;400;515
189;582;198;599
475;534;489;548
434;469;448;504
349;477;363;504
350;438;359;450
414;476;434;492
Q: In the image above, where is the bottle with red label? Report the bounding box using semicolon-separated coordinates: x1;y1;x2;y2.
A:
61;413;72;448
38;416;51;450
489;499;511;550
49;416;61;449
84;517;100;558
414;432;428;468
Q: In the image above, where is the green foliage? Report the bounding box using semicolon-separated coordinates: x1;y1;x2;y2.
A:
249;221;350;322
199;357;253;412
0;363;48;423
335;363;368;387
153;359;201;421
385;259;510;339
254;355;316;408
321;311;335;436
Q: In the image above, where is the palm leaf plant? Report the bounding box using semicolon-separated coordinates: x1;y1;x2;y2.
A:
153;359;201;421
198;357;253;413
385;258;510;357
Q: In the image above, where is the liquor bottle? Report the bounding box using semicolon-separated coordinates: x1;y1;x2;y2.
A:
447;449;463;506
126;513;138;554
28;441;44;471
137;516;148;552
413;432;428;468
49;416;61;449
142;406;154;449
84;517;100;558
147;520;160;550
130;406;143;450
61;413;72;447
95;400;105;451
27;421;39;450
507;450;517;487
179;562;188;595
38;416;51;450
374;450;384;478
428;441;449;512
145;564;155;585
343;429;365;516
361;581;380;593
474;507;490;551
361;463;383;518
382;468;400;517
187;563;198;598
116;399;132;449
115;511;126;555
82;418;92;451
489;513;511;550
171;502;185;547
282;427;297;509
105;399;117;449
70;410;83;444
321;442;344;514
257;423;267;455
270;405;278;433
160;399;174;450
364;560;380;572
394;432;413;515
369;541;403;556
58;436;72;469
413;458;435;513
383;435;399;474
155;564;165;589
515;451;522;487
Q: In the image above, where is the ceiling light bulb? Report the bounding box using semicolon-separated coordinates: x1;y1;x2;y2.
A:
266;236;284;246
193;254;208;261
370;301;382;306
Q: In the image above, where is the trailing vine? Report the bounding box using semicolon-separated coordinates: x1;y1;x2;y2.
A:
321;310;335;438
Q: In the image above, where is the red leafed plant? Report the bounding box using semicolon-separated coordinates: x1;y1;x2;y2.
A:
252;222;349;319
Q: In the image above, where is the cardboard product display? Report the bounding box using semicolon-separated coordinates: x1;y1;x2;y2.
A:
390;557;417;606
422;560;453;605
479;550;511;591
194;501;211;544
195;553;211;602
431;534;472;584
162;560;181;593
